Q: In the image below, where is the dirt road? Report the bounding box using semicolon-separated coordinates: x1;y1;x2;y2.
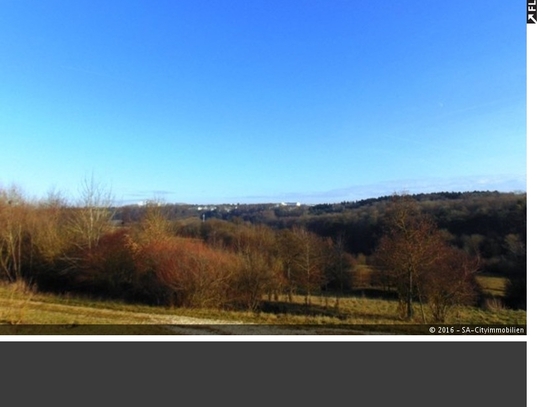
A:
1;298;335;335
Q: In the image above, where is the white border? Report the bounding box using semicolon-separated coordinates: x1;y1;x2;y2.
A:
526;13;540;407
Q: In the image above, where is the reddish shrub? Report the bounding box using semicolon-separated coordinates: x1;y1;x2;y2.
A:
132;237;239;308
76;228;136;298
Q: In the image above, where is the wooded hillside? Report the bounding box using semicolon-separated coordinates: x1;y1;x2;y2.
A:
1;187;526;320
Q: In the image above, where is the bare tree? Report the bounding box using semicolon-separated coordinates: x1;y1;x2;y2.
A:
324;234;356;309
421;247;479;322
29;189;71;274
374;195;479;321
229;224;282;310
0;186;28;282
69;175;115;252
290;227;328;305
136;200;172;244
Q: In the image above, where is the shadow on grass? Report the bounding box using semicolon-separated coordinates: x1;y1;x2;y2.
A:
258;300;400;323
259;300;345;319
0;324;177;335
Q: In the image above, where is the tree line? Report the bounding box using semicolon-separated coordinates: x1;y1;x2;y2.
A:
0;183;355;312
0;182;526;322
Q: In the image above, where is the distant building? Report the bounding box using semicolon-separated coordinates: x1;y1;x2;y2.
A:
280;202;301;207
197;205;217;211
137;200;163;207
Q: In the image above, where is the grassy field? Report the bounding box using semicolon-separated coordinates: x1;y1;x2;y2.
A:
476;274;508;297
0;276;526;335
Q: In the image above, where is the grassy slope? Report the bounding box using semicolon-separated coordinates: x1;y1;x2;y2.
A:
0;278;526;336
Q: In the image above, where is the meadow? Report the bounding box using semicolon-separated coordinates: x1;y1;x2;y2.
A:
0;274;526;335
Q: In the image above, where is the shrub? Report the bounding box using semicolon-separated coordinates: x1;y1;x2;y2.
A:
76;229;136;299
131;237;239;308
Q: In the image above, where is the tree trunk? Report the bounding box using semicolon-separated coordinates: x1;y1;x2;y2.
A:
407;267;414;320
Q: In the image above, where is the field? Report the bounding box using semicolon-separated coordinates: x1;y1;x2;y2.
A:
0;276;526;335
476;275;508;297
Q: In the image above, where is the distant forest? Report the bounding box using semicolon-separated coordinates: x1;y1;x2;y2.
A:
117;190;526;272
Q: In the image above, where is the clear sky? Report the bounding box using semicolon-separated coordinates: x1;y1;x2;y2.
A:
0;1;527;205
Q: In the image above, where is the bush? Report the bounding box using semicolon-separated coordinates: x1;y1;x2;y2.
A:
75;229;136;299
132;237;239;308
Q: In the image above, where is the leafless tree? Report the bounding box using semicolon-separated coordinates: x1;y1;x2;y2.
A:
374;195;479;321
69;175;114;252
0;186;28;282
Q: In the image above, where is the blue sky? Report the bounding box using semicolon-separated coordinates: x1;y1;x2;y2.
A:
0;1;527;204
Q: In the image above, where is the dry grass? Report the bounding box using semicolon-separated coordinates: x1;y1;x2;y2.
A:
0;280;37;325
476;275;508;297
246;292;526;326
0;280;526;334
0;281;188;331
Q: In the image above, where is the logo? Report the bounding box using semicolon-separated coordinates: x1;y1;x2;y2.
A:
528;0;537;24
